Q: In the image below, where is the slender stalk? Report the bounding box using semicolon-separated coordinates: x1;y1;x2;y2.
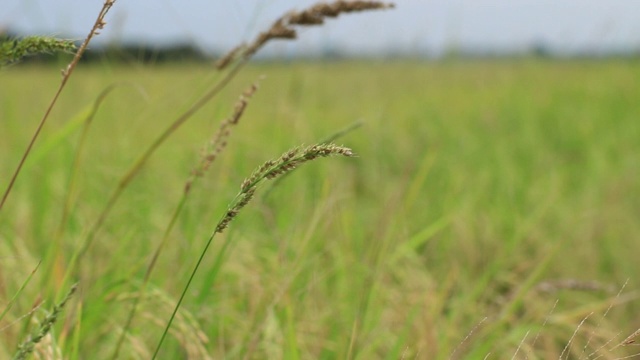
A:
0;0;116;213
0;262;40;324
110;196;187;360
152;144;354;358
75;59;246;260
111;81;258;359
56;59;249;297
151;215;219;359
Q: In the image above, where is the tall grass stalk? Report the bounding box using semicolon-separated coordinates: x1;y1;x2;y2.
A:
0;262;40;325
152;143;354;358
110;82;259;359
0;0;116;212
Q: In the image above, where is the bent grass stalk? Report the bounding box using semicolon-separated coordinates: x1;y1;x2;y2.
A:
110;82;259;360
151;143;354;359
261;120;363;201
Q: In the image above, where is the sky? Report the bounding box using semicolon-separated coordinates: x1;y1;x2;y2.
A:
2;0;640;57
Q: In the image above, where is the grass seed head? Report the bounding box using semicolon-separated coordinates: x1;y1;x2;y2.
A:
185;81;260;193
217;0;394;69
288;1;395;26
220;144;353;233
0;36;76;66
14;284;78;360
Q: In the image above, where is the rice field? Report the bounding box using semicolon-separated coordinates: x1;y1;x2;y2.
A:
1;59;640;359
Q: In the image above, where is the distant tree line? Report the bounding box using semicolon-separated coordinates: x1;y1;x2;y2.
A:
80;43;211;63
3;29;640;64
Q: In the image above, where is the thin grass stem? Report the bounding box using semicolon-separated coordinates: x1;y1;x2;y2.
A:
0;0;116;213
111;81;257;359
55;59;248;297
151;143;353;358
0;262;40;324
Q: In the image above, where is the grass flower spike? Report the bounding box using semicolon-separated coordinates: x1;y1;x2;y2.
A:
154;143;354;357
216;0;394;69
221;144;354;233
13;284;78;360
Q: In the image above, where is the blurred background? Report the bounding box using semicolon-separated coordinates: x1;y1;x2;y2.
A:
3;0;640;60
2;1;640;358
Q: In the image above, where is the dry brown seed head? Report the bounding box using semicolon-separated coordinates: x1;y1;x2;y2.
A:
271;22;297;39
311;4;340;17
288;11;325;25
218;1;393;69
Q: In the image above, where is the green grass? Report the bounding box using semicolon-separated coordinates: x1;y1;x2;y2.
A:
1;59;640;359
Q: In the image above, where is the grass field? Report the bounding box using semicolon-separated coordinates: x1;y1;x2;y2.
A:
1;59;640;359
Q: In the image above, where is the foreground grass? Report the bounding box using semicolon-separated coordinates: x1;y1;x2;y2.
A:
1;59;640;358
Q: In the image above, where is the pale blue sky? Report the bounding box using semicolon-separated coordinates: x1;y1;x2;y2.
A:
2;0;640;57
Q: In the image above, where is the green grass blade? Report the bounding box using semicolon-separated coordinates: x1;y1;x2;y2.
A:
0;261;40;323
